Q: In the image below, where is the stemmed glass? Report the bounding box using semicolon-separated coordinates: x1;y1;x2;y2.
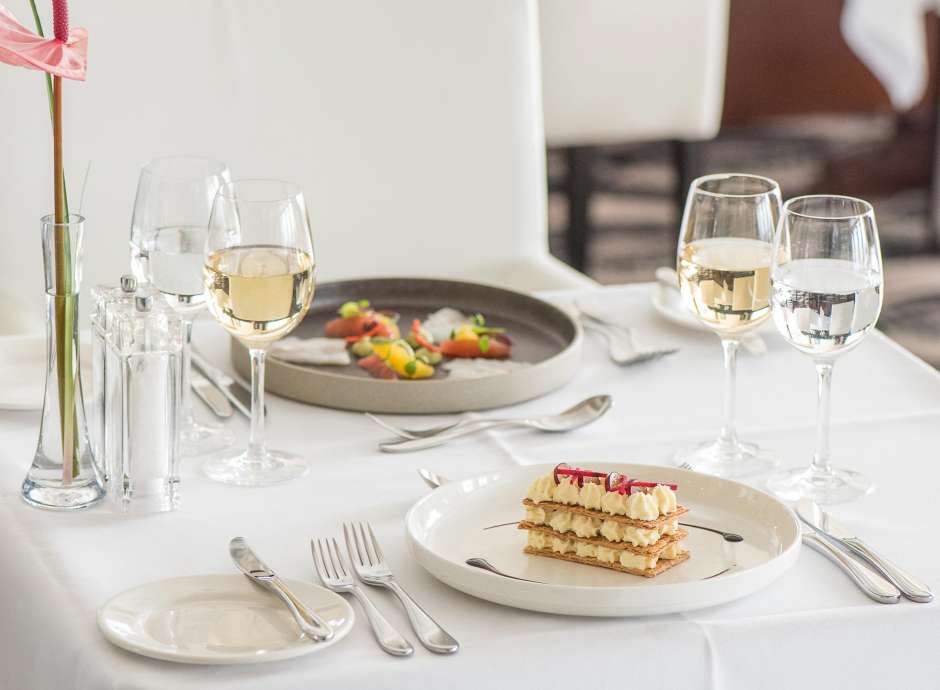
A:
675;173;782;477
767;195;883;504
130;156;235;456
203;179;316;486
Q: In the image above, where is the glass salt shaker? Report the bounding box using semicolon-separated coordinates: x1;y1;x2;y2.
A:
105;293;184;513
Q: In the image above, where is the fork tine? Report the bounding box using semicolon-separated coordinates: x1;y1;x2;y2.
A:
320;538;336;580
324;537;342;578
366;522;385;563
343;523;361;568
330;538;347;577
358;521;377;565
347;521;368;566
310;539;328;581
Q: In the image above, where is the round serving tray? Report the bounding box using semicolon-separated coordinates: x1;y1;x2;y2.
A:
232;277;583;413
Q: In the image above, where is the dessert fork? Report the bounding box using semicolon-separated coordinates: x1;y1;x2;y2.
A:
573;302;678;365
310;537;414;657
344;522;459;654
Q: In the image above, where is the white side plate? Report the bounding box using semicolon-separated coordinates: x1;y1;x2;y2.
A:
406;463;800;617
97;575;354;664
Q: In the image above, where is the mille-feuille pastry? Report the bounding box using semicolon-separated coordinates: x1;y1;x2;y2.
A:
519;464;690;578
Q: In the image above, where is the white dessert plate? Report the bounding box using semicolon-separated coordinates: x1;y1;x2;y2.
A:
97;575;354;664
406;463;800;617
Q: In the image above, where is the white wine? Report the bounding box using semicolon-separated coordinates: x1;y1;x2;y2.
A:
147;226;208;314
677;237;773;334
772;258;882;359
204;245;315;346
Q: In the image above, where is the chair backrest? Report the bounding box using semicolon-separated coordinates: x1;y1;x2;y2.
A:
538;0;730;146
0;0;552;316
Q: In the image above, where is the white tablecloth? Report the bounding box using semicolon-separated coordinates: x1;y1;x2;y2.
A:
2;284;938;690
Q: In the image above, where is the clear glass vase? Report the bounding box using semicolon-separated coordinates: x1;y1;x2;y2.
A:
21;215;105;510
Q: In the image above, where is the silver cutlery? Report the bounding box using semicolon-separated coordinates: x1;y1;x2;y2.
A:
653;266;767;356
344;522;459;654
418;467;447;489
465;557;544;584
229;537;334;641
191;369;233;418
574;302;678;365
801;530;900;604
379;394;612;453
191;349;264;419
797;498;933;603
310;537;414;657
367;412;474;440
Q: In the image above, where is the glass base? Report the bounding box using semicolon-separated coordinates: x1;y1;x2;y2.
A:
674;437;777;479
766;465;874;505
203;448;308;487
21;476;106;511
181;417;236;458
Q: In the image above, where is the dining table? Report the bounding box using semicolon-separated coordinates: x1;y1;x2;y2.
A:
2;283;938;690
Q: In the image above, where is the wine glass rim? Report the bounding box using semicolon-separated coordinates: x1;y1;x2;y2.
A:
216;178;303;203
783;194;874;220
140;155;229;180
690;173;780;198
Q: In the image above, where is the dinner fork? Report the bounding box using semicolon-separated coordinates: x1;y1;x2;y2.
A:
573;303;678;365
310;537;414;657
344;522;459;654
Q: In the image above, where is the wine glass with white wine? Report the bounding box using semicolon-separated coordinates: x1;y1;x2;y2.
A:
767;195;883;504
203;179;316;486
130;156;235;457
675;173;782;477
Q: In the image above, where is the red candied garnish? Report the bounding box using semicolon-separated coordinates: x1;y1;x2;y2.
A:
551;465;678;493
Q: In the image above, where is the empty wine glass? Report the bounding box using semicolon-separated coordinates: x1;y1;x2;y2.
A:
130;156;235;457
203;179;316;486
674;173;782;477
767;195;883;504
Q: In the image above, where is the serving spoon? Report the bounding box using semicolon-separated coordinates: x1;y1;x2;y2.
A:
379;394;612;453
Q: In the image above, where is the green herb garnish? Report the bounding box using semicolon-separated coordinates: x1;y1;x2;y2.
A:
404;360;417;376
478;335;491;353
338;299;371;318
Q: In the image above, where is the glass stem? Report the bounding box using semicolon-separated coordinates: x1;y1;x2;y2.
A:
812;362;834;475
247;348;267;461
180;318;195;427
718;338;740;447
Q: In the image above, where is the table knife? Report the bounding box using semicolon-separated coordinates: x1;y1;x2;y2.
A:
192;350;263;419
191;369;233;418
797;498;933;603
230;537;334;641
802;531;900;604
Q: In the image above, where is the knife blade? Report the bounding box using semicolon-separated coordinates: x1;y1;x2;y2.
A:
191;349;264;419
191;369;233;418
797;498;933;603
230;537;334;640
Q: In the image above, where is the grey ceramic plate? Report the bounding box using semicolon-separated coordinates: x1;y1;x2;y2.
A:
231;277;583;413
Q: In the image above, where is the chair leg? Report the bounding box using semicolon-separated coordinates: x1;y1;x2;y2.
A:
564;146;594;273
672;140;704;247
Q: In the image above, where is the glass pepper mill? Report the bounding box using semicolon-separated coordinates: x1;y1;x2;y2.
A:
104;292;184;513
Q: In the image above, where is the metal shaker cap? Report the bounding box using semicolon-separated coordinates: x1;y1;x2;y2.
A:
134;294;153;312
120;274;137;293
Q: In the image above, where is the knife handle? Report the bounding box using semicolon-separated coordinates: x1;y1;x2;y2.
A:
268;578;335;641
803;533;900;604
842;537;933;603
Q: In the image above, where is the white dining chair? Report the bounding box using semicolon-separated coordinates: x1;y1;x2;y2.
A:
538;0;730;270
0;0;594;324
